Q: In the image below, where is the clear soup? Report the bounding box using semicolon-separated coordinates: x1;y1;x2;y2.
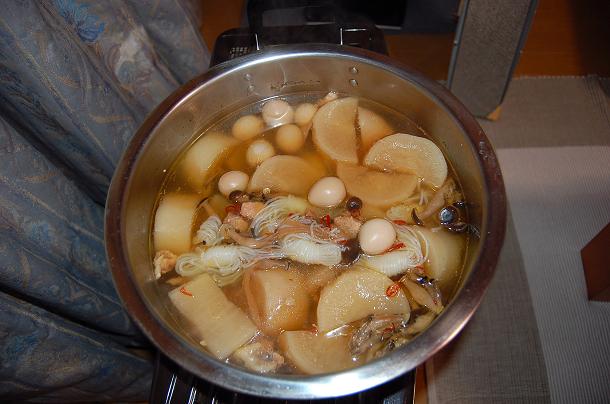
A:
151;92;472;375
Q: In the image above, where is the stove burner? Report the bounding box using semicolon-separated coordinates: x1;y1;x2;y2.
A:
151;353;415;404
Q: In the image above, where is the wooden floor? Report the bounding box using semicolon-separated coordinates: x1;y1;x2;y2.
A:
199;0;610;80
515;0;610;77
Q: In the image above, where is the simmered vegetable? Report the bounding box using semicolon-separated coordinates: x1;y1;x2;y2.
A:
337;162;417;208
312;97;359;163
180;131;238;192
154;193;201;254
279;331;358;374
317;268;410;332
417;227;465;286
169;274;257;359
248;155;324;196
244;268;311;335
364;133;448;187
300;265;341;295
358;107;393;151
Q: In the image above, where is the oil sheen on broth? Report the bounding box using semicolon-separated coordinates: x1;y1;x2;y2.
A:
152;92;471;375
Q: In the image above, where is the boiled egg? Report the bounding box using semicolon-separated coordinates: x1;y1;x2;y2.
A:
276;124;305;154
294;103;317;126
308;176;346;208
262;99;294;127
246;139;275;166
358;218;396;255
218;170;249;197
232;114;264;140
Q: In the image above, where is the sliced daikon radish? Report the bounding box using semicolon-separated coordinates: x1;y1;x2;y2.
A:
317;268;410;332
180;131;238;192
169;274;257;360
243;268;310;335
358;107;393;151
336;162;417;208
364;133;447;187
312;97;359;163
279;331;358;374
154;193;201;254
248;155;324;196
300;265;341;295
416;227;465;286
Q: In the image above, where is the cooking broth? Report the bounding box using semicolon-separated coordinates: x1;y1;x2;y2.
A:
152;92;471;375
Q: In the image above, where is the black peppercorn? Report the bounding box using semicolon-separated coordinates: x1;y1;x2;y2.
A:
229;190;248;203
346;196;362;211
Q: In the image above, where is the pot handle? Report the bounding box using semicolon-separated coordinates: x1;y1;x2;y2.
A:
150;352;416;403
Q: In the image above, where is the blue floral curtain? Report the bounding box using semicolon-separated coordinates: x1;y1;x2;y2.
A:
0;0;210;401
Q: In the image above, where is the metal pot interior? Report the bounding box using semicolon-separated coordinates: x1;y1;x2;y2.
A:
106;44;505;399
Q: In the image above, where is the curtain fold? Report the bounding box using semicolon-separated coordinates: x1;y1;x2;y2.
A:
0;0;210;401
0;117;136;337
0;292;152;403
124;0;209;84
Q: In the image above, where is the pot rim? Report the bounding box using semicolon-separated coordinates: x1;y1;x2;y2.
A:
105;43;506;399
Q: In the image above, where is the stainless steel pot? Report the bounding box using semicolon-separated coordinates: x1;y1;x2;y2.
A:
105;44;506;400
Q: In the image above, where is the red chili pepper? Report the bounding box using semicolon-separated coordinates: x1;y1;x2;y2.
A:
338;239;349;245
383;323;396;333
179;287;193;297
224;204;241;214
386;242;405;252
310;324;319;334
386;283;401;297
320;214;331;228
393;219;408;225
